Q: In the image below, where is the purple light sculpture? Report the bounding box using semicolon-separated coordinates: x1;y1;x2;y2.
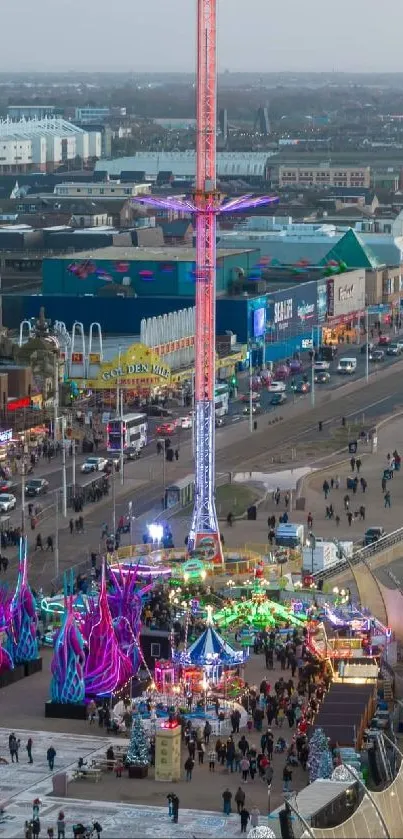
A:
50;584;85;705
135;193;278;216
6;537;38;664
84;563;132;696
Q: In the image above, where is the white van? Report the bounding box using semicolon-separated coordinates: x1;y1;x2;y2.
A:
337;357;357;374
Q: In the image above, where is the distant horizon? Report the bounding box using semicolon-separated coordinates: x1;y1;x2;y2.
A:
4;69;403;78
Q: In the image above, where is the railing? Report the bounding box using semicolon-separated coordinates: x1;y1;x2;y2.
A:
314;526;403;582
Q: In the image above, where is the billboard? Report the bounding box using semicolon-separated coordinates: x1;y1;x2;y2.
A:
317;282;328;322
266;282;317;335
84;343;171;389
253;307;266;337
330;270;366;318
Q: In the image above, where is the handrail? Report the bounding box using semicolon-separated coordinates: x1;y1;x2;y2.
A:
314;526;403;581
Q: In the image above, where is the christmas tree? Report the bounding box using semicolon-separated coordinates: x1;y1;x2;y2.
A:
126;714;149;767
308;728;333;783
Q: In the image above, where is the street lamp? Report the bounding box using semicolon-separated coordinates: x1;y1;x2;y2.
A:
308;531;316;575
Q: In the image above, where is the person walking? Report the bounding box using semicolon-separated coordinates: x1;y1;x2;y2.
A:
184;756;194;781
26;737;33;764
322;480;330;499
46;535;53;552
283;762;293;792
208;747;217;771
307;512;313;529
356;457;362;473
171;794;179;824
56;812;65;839
235;786;246;814
9;733;19;762
250;806;260;828
240;807;250;834
32;818;40;839
385;490;391;508
347;511;353;526
350;456;356;472
222;788;232;816
69;518;74;535
47;745;56;771
240;755;250;782
197;741;205;765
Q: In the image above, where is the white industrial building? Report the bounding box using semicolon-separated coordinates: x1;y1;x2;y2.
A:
0;118;102;173
95;151;273;180
54;181;151;198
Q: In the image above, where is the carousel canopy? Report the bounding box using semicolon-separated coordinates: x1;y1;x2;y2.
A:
177;625;246;666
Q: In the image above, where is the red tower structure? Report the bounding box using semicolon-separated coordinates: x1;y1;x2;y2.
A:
136;1;277;563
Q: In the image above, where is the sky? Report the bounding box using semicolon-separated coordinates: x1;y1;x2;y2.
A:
2;0;403;73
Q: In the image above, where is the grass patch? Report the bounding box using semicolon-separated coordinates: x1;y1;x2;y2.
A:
215;483;261;519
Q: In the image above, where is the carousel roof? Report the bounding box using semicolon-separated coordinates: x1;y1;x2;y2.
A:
180;625;245;665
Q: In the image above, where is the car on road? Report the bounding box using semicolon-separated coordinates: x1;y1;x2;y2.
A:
243;404;261;415
288;359;303;373
215;416;225;427
361;342;375;354
81;457;109;474
268;380;286;393
180;415;193;429
295;381;311;394
369;349;385;362
387;343;401;356
271;393;287;406
273;365;290;381
364;526;385;546
156;421;177;435
313;360;330;371
145;405;172;417
25;478;48;497
241;392;260;402
378;335;391;346
314;370;331;384
0;493;16;512
317;344;338;361
0;479;15;494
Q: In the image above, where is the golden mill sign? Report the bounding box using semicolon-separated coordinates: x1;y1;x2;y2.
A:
84;343;171;389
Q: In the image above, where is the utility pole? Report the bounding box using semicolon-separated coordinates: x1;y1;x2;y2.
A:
112;467;116;535
311;327;315;408
365;306;369;382
120;389;124;486
21;443;28;535
55;489;59;579
53;353;59;444
72;439;76;490
249;342;253;433
61;416;67;517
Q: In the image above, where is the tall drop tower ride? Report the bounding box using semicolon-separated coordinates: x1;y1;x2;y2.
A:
137;0;277;563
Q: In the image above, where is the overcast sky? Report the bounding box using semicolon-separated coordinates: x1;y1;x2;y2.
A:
2;0;403;73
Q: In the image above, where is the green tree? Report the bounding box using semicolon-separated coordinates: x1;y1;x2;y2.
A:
308;728;333;783
126;714;149;767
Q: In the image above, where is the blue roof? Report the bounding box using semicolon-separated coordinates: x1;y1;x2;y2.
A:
179;625;245;665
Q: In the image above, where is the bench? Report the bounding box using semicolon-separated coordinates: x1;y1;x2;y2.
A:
90;759;117;772
72;768;101;782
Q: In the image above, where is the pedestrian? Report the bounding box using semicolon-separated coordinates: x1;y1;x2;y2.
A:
250;806;260;828
382;477;387;492
47;828;54;839
222;788;232;816
9;733;19;762
227;512;234;527
208;747;217;771
171;793;179;824
307;512;313;529
344;494;350;511
197;741;205;764
56;812;65;839
350;456;356;472
322;480;330;499
356;457;362;473
385;490;391;508
360;477;367;492
93;822;102;839
35;534;43;551
46;535;53;552
46;745;56;771
359;505;366;521
115;758;123;778
184;756;194;780
69;518;74;535
240;755;250;781
26;737;33;764
283;762;293;792
32;818;40;839
240;806;250;834
174;448;179;461
203;720;211;744
347;511;353;526
235;786;246;814
87;699;96;724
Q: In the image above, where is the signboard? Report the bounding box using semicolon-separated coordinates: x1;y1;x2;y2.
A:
71;352;84;363
367;304;391;315
7;397;30;412
84;343;171;390
327;278;335;317
0;429;12;444
330;271;366;318
154;336;195;356
88;352;101;364
266;283;317;335
317;282;328;322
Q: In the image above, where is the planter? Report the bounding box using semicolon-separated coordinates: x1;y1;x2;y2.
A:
127;764;149;779
24;658;43;678
45;701;88;720
0;664;25;689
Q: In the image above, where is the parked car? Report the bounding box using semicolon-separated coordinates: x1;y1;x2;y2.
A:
156;421;177;435
369;349;385;362
0;493;16;513
364;526;385;546
271;393;287;406
268;380;286;393
387;343;401;356
81;457;109;474
241;391;260;402
295;381;311;394
25;478;49;497
314;370;331;384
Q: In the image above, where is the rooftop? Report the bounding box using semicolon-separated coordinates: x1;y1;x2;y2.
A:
47;246;257;262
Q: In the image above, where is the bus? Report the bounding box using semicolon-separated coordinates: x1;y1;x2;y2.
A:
107;413;148;453
214;383;229;417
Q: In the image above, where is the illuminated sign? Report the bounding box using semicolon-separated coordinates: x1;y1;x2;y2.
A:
89;353;101;364
154;336;195;356
102;363;170;382
0;429;12;444
274;299;293;324
71;352;84;363
83;343;171;389
7;397;30;411
338;284;354;302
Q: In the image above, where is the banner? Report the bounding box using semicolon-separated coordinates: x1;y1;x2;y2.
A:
84;343;171;389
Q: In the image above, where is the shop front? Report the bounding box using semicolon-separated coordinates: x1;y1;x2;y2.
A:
323;270;366;346
264;281;318;362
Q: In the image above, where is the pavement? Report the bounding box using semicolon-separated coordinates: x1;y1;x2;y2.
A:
0;648;306;837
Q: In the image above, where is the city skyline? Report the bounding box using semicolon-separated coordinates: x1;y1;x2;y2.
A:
1;0;403;73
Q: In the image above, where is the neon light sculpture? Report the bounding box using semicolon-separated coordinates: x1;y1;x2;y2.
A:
107;566;148;673
84;563;132;696
6;537;38;664
213;597;308;630
135;0;278;561
0;644;13;672
50;573;85;704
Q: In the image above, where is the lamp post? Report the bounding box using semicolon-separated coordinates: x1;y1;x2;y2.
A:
311;327;315;408
249;341;253;433
365;306;369;383
309;531;317;575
